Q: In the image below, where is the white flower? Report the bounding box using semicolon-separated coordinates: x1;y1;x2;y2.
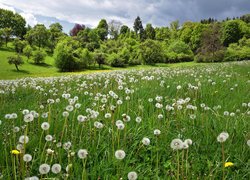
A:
217;132;229;143
19;135;29;144
78;149;88;159
247;140;250;147
176;85;182;90
45;135;53;142
62;111;69;117
23;154;32;162
39;163;50;174
22;109;29;115
154;129;161;136
170;139;183;150
46;148;54;155
66;105;74;112
24;114;34;123
66;164;72;172
184;139;193;145
41;122;50;130
24;176;39;180
128;171;138;180
142;137;150;146
105;113;111;118
115;150;126;160
77;115;87;123
51;164;61;174
135;117;142;123
117;123;125;130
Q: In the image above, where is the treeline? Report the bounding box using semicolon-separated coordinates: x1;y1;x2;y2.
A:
1;8;250;71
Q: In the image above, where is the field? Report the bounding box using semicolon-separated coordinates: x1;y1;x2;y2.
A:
0;60;249;179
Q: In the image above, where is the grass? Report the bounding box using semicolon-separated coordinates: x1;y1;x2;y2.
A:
0;60;249;179
0;45;204;80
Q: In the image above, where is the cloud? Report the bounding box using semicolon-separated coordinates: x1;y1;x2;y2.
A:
1;0;250;30
20;12;38;27
0;2;16;12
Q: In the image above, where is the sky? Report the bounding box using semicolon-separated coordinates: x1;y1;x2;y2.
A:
0;0;250;33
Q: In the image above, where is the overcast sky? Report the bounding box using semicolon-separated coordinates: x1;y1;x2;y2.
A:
0;0;249;33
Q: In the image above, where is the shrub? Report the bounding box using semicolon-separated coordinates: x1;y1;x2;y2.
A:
195;50;225;63
33;50;47;64
108;53;126;67
224;43;250;61
93;51;106;68
23;45;33;60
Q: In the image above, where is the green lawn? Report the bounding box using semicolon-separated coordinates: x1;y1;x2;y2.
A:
0;46;205;80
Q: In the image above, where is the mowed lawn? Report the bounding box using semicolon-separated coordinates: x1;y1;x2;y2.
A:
0;46;206;80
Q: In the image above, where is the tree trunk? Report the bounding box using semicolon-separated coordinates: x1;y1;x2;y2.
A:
15;64;19;71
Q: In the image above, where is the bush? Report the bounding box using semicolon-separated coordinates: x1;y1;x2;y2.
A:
77;48;94;68
54;38;80;72
93;51;106;68
23;45;33;59
195;50;225;63
108;53;126;67
139;39;164;65
224;43;250;61
33;50;47;64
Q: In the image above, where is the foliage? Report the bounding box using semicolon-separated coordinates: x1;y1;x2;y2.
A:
7;54;24;71
32;50;47;64
70;24;85;36
13;39;27;53
221;20;243;46
93;51;106;68
97;19;109;41
139;39;164;64
108;53;126;67
23;45;33;59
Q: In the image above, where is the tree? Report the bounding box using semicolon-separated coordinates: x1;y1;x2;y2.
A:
2;27;12;47
48;23;64;52
145;24;155;39
108;20;122;39
33;50;47;64
155;27;171;41
23;45;33;60
133;16;145;40
97;19;108;41
0;9;26;38
8;55;24;71
94;51;106;68
139;39;164;64
120;25;130;35
240;14;250;23
13;39;27;53
70;24;85;36
170;20;180;39
221;20;243;46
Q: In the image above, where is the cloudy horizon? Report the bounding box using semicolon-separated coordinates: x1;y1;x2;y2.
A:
0;0;249;33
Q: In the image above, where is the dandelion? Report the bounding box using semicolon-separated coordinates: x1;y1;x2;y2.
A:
45;135;53;142
23;154;32;162
135;117;142;123
51;164;62;174
77;115;87;123
217;132;229;143
224;162;234;168
62;111;69;117
19;135;29;144
78;149;88;159
105;113;111;118
115;150;126;160
24;176;39;180
39;163;50;174
11;150;20;155
247;140;250;147
154;129;161;136
184;139;193;145
170;139;183;150
46;148;54;155
24;113;34;123
41;122;50;130
66;164;72;172
142;137;150;146
128;171;138;180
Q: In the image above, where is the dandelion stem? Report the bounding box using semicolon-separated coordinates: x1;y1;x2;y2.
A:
222;142;225;180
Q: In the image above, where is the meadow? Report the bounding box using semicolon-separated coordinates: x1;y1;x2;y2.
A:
0;60;249;179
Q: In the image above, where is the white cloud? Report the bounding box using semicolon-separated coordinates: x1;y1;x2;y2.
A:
0;2;16;12
20;12;38;27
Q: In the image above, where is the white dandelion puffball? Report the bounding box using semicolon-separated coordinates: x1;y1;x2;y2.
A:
24;113;34;123
184;139;193;145
51;164;62;174
19;135;29;144
142;137;150;145
45;135;53;142
217;132;229;143
23;154;32;162
41;122;50;130
170;139;184;150
39;163;50;174
115;150;126;160
128;171;138;180
24;176;39;180
78;149;88;159
247;140;250;147
154;129;161;136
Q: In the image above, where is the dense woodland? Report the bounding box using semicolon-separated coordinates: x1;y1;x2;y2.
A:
1;8;250;71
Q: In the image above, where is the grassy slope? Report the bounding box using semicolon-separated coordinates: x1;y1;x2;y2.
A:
0;45;205;80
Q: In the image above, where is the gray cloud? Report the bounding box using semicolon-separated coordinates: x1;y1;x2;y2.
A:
1;0;249;30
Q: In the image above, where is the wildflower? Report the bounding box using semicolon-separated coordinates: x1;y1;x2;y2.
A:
24;176;39;180
128;171;138;180
39;163;50;174
224;162;234;168
170;139;183;150
184;139;193;145
247;140;250;147
23;154;32;162
78;149;88;159
142;137;150;146
11;150;20;155
24;113;34;123
217;132;229;143
77;115;87;123
66;164;72;172
135;117;142;123
46;148;54;155
41;122;50;130
115;150;126;160
45;135;53;142
154;129;161;136
51;164;62;174
19;135;29;144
